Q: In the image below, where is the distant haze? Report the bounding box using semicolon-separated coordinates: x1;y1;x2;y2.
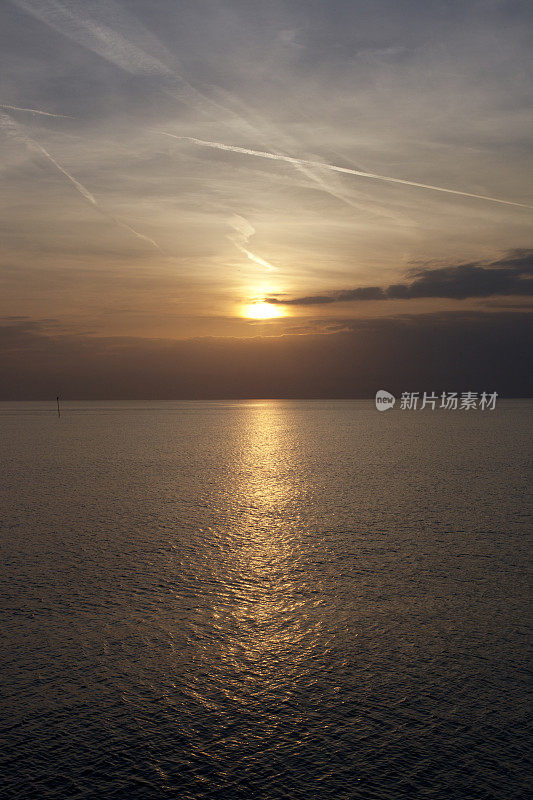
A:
1;312;530;399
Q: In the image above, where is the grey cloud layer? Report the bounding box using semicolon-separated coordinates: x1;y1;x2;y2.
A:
1;311;531;399
266;250;533;305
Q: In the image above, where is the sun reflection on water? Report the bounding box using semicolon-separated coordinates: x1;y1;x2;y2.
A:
210;401;320;696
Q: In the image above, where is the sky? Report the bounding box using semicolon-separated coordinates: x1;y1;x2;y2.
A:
0;0;532;397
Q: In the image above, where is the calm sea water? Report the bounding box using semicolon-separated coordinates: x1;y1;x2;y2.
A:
1;400;531;799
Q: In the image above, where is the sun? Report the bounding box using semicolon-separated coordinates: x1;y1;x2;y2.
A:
242;302;286;320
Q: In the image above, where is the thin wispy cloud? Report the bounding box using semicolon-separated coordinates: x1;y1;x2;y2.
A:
0;103;72;118
8;0;226;116
9;0;173;76
0;112;161;250
10;0;388;218
228;215;277;272
199;85;399;219
11;0;500;225
160;135;533;210
8;0;353;215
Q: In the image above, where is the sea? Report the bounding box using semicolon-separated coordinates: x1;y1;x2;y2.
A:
1;400;531;799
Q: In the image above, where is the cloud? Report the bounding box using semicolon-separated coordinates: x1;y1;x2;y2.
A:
10;0;398;233
0;103;72;117
0;111;161;250
1;311;531;399
227;215;277;271
8;0;173;76
266;249;533;305
161;135;533;210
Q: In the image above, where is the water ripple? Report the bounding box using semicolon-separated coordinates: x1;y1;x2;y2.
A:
0;400;531;799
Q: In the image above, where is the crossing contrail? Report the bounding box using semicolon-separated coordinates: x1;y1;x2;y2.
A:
0;103;72;118
160;133;533;210
0;112;161;250
228;215;277;272
8;0;173;77
35;142;162;249
35;142;99;205
9;1;405;218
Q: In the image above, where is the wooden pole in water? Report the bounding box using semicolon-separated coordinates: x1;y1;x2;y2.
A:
56;395;60;418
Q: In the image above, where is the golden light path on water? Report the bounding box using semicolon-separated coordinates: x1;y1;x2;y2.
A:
209;403;322;706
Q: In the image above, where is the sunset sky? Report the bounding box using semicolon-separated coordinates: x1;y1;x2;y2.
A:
1;0;531;397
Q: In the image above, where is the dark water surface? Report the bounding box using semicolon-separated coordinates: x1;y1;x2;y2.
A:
1;400;531;799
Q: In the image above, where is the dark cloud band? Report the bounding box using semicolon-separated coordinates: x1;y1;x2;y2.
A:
266;249;533;306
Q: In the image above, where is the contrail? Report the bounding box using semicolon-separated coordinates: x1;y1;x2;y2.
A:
228;215;277;272
160;133;533;210
0;112;161;250
201;84;404;221
113;219;161;251
9;0;172;77
0;103;72;118
10;0;401;218
35;142;99;205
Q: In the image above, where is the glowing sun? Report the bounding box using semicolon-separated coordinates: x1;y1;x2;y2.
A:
243;302;286;320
